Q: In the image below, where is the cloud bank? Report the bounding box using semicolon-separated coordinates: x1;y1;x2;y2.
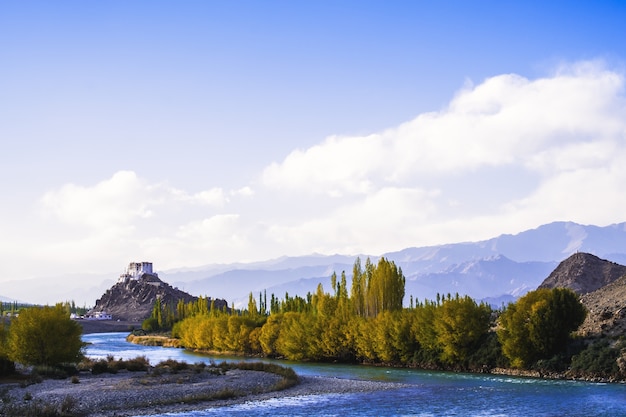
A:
12;61;626;277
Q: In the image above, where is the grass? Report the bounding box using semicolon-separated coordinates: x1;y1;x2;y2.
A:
126;334;182;348
0;395;82;417
78;355;151;374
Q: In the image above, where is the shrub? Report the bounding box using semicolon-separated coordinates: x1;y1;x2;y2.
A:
119;356;150;372
8;305;83;367
571;339;621;377
32;365;71;380
156;359;189;372
142;317;159;332
60;395;78;414
91;359;114;375
0;356;16;376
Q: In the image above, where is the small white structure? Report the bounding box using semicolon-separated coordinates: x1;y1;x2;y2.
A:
86;311;112;320
118;261;158;283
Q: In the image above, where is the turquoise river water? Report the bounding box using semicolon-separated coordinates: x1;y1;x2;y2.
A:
83;332;626;416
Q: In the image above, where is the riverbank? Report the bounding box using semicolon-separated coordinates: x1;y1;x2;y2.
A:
77;320;142;334
0;368;404;417
126;333;626;384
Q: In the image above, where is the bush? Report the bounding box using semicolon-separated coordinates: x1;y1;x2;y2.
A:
571;339;621;377
122;356;150;372
142;317;159;332
155;359;188;372
0;356;16;376
32;365;72;380
8;305;83;367
91;359;115;375
466;332;508;370
86;355;150;374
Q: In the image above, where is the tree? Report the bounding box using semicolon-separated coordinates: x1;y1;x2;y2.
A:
497;288;586;368
8;305;83;367
143;298;164;331
434;295;491;364
351;257;366;317
0;320;15;375
365;257;405;317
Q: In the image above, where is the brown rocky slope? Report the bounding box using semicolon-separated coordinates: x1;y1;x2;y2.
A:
88;274;227;321
536;252;626;337
578;275;626;337
538;252;626;295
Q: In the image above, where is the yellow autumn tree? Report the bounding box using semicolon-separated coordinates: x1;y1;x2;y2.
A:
8;305;83;367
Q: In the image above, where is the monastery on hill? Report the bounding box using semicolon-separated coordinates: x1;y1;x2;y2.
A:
118;261;159;283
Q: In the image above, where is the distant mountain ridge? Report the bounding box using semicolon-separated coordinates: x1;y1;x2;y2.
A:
2;221;626;307
160;221;626;307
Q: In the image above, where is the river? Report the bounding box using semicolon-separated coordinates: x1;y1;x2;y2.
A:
83;332;626;416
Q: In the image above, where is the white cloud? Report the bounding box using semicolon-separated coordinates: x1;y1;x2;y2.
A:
190;188;228;206
262;62;625;192
10;60;626;280
231;186;254;197
265;187;439;255
40;171;229;230
40;170;151;229
29;171;247;276
257;61;626;252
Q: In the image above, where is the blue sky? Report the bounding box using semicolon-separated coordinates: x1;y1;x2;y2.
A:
2;1;626;281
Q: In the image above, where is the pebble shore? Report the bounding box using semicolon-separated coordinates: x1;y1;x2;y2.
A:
1;368;404;417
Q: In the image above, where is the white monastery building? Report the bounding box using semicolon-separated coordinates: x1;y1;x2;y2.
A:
118;261;158;283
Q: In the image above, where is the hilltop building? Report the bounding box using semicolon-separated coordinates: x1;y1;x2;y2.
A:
118;261;158;283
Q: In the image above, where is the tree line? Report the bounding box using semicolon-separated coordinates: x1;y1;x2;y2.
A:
146;257;590;373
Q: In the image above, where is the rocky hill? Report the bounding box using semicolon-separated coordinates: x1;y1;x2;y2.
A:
538;252;626;295
578;275;626;337
88;274;226;321
534;252;626;337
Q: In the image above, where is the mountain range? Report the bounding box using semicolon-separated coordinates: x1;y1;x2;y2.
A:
2;221;626;307
165;221;626;308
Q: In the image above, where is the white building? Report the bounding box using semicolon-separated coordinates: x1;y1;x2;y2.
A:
86;311;112;320
118;261;158;283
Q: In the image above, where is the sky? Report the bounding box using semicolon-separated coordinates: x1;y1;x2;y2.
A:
1;1;626;281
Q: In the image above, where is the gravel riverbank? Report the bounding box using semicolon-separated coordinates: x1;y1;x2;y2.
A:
0;368;405;417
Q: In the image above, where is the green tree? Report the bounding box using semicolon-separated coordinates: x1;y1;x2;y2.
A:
351;257;365;317
434;295;492;364
365;257;405;317
8;305;83;367
259;313;283;356
0;320;15;375
497;288;586;368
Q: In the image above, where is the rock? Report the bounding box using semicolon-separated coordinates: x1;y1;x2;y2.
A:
538;252;626;295
577;275;626;337
88;273;227;322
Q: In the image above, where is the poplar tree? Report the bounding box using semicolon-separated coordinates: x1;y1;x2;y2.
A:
351;257;365;317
